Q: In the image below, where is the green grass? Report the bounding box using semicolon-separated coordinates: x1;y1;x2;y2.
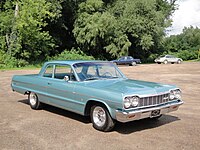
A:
0;65;41;71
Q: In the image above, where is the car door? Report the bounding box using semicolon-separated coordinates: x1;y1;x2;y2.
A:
127;56;133;64
38;64;54;103
170;55;177;62
118;57;125;65
46;64;80;113
119;57;128;65
166;55;172;62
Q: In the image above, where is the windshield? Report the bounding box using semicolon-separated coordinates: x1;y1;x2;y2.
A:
73;62;124;81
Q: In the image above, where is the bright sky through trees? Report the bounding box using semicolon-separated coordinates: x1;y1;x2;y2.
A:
167;0;200;35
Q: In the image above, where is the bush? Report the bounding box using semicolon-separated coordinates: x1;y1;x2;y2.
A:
52;49;94;61
0;51;29;68
146;54;159;63
172;50;198;61
0;51;17;68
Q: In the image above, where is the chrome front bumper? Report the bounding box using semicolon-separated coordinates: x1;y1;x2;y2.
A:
116;100;183;123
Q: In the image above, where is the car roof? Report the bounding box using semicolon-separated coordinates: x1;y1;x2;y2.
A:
45;60;109;65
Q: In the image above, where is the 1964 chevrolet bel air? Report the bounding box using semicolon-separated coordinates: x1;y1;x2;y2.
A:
11;60;183;131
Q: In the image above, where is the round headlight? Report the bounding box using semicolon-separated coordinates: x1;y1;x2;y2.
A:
169;91;175;100
174;90;181;99
124;97;131;109
130;96;139;107
170;89;182;100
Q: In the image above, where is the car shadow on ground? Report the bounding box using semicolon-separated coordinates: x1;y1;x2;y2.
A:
18;99;180;134
114;115;180;134
18;99;90;124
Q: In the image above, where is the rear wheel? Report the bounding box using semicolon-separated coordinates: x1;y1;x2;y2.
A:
177;59;181;64
90;105;115;132
28;92;42;110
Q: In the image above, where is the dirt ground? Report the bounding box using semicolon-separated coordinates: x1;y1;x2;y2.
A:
0;62;200;150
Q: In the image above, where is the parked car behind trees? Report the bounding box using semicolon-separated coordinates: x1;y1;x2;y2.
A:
154;55;183;64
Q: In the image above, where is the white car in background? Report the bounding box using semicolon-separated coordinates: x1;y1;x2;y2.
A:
155;55;183;64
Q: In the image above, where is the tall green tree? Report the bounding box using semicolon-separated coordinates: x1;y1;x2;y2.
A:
73;0;176;60
73;0;131;59
164;26;200;60
0;0;61;63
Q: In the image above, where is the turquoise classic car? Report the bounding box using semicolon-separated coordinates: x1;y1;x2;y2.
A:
11;60;183;131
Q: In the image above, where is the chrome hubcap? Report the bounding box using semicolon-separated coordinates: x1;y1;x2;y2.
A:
93;106;106;127
30;93;37;106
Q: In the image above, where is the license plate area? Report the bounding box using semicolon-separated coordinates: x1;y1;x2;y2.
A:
151;109;161;117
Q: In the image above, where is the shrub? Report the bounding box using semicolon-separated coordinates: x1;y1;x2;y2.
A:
171;50;198;61
146;54;159;63
0;51;29;68
52;49;94;61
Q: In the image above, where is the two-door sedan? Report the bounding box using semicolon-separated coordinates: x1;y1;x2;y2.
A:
11;60;183;131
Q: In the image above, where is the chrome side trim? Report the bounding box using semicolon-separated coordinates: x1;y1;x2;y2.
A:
12;80;121;105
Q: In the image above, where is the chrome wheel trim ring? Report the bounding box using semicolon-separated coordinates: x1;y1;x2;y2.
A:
93;106;106;127
30;93;37;106
132;62;136;65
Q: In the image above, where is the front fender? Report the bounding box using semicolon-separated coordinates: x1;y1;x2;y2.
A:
85;99;119;120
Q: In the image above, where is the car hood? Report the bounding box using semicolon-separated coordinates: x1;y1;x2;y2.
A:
84;79;176;96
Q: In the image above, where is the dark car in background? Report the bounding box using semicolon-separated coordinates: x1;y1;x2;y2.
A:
111;56;141;66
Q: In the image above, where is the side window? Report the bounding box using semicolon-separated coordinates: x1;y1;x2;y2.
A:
128;56;133;60
43;65;53;78
54;65;76;81
119;57;124;61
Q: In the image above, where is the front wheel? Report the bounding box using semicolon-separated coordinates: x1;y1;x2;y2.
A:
90;105;115;132
131;62;136;66
150;115;162;120
28;92;42;110
163;60;168;64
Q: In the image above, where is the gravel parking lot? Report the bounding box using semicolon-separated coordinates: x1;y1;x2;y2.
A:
0;62;200;150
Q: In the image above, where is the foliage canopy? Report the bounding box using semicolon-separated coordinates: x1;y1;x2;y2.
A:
1;0;199;68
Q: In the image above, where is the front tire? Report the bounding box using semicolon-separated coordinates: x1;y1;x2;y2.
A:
163;60;168;64
150;115;162;120
131;62;136;66
90;105;115;132
28;92;42;110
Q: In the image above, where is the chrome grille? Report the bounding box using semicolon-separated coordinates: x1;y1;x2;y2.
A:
139;93;170;107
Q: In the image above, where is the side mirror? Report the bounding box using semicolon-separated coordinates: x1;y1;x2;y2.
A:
64;76;69;82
